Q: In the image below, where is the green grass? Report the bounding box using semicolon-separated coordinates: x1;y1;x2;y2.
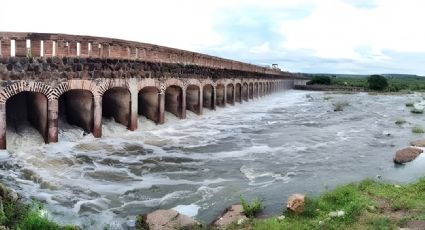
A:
0;183;77;230
395;119;407;125
240;196;263;218
412;126;425;133
240;178;425;230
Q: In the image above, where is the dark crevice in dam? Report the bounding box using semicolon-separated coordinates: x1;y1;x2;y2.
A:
59;90;94;133
138;87;160;123
165;86;183;118
6;91;48;142
102;87;131;128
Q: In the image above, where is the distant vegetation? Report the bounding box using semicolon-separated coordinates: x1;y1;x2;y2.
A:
308;76;331;85
303;73;425;92
367;75;388;91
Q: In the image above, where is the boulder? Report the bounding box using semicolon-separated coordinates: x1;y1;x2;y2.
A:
410;139;425;147
136;209;199;230
212;204;247;229
394;147;423;164
286;194;305;214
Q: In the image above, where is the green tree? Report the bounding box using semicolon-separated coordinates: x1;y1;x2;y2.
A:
367;75;388;90
309;75;331;85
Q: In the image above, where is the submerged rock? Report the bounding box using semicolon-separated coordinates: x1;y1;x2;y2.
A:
394;147;423;164
212;204;247;229
410;139;425;147
286;194;305;214
136;209;200;230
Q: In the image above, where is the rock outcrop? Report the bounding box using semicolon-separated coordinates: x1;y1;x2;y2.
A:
286;194;305;214
410;139;425;147
212;204;247;229
136;209;199;230
393;147;423;164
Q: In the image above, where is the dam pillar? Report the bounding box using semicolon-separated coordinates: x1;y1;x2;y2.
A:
182;89;187;119
47;99;59;143
93;96;102;138
0;103;5;149
159;91;165;124
129;90;138;131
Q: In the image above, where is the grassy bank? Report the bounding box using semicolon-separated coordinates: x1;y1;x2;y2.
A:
0;183;76;230
233;178;425;230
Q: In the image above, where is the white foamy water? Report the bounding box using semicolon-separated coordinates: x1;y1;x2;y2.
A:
1;90;425;229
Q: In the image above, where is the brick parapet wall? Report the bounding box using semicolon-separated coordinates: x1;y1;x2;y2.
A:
0;32;289;77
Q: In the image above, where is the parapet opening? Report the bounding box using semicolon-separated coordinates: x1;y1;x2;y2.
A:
102;87;131;128
11;40;15;57
138;87;160;124
6;92;48;145
216;84;225;107
186;85;201;115
165;85;183;119
202;84;214;110
58;90;94;134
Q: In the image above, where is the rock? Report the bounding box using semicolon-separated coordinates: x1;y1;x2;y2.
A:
410;139;425;147
329;210;345;217
136;209;199;230
394;147;423;164
286;194;305;214
212;204;247;229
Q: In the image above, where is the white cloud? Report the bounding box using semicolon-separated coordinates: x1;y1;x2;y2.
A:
280;0;425;60
249;42;270;54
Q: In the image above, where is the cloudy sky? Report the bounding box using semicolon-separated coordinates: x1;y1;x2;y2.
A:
1;0;424;75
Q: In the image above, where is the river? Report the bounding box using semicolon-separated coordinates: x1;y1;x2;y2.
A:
1;90;425;229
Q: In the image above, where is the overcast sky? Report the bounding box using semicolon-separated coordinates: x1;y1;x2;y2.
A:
1;0;424;75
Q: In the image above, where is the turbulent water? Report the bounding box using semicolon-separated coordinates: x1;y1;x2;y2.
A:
1;90;425;229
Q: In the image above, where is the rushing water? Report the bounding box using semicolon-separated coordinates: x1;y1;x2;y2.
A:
1;90;425;229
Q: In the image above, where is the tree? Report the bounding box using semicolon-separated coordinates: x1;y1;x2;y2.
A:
367;75;388;90
309;75;331;85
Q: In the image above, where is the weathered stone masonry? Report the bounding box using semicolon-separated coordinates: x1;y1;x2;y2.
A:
0;32;309;150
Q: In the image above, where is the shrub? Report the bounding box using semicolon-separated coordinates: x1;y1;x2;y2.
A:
412;126;424;133
405;102;414;107
367;75;388;91
395;119;406;125
333;101;350;112
240;196;263;218
410;108;424;114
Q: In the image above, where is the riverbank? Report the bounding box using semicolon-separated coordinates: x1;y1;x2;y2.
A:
0;182;76;230
227;177;425;229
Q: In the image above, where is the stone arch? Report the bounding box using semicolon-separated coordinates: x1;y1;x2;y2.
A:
138;86;161;124
259;82;263;97
0;81;53;104
242;82;249;101
5;90;49;145
254;82;259;98
226;83;234;105
52;80;99;100
235;82;242;103
216;83;225;107
202;83;215;110
248;82;254;99
163;78;185;89
186;84;202;115
165;84;184;119
102;86;131;128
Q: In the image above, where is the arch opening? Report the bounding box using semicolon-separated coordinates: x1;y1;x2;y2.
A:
216;84;225;107
254;83;258;98
259;83;263;97
226;84;234;105
235;83;242;103
58;89;94;133
6;91;48;145
242;83;249;101
186;85;201;115
165;85;183;118
102;87;131;128
138;87;160;123
249;83;254;99
202;84;214;110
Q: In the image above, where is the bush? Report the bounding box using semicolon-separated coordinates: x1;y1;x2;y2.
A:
395;119;406;125
240;196;263;218
412;126;424;133
309;76;331;85
367;75;388;91
410;108;424;114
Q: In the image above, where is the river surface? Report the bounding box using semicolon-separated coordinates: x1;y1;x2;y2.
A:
1;90;425;229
